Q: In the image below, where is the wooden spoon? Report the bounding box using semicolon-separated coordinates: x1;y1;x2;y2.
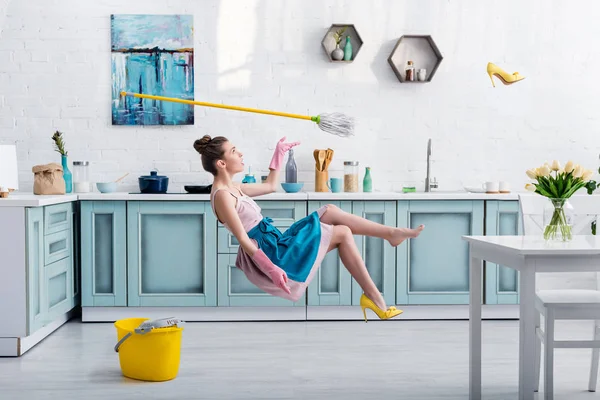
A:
313;149;321;171
318;151;326;172
114;173;129;183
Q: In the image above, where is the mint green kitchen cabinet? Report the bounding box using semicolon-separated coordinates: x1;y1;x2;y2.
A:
351;201;397;306
307;201;352;306
216;200;307;307
485;200;521;304
127;201;217;307
80;201;127;306
27;203;75;334
396;200;484;305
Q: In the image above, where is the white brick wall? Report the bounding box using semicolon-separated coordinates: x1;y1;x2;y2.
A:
2;0;600;193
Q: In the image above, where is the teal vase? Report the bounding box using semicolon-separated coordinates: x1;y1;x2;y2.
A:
343;36;353;61
363;167;372;192
61;155;72;193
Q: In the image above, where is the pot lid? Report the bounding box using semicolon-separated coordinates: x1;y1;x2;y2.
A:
139;170;168;180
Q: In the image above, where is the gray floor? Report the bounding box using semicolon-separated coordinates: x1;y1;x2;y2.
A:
1;319;600;399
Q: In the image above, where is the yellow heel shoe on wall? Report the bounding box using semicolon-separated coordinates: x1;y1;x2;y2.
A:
487;62;525;87
360;294;403;322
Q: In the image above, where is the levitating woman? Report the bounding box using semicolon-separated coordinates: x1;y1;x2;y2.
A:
194;135;424;321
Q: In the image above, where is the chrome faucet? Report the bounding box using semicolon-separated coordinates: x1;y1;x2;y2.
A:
425;138;438;192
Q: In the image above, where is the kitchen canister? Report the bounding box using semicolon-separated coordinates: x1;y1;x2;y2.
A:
72;161;90;193
344;161;359;192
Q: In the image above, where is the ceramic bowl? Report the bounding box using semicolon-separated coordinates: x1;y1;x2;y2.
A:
281;182;304;193
96;182;118;193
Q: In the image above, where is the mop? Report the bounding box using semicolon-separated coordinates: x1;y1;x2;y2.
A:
119;92;354;137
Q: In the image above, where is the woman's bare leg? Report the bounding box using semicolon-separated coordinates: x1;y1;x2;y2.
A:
327;224;387;310
320;204;424;247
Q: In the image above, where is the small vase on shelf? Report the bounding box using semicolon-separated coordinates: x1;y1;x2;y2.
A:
61;154;72;194
343;36;353;61
332;44;344;61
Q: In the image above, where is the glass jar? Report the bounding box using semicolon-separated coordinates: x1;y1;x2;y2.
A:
344;161;359;192
72;161;90;193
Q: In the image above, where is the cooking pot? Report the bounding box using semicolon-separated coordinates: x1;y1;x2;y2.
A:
138;170;169;193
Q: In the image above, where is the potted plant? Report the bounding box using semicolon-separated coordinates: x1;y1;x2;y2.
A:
52;130;72;193
524;160;594;241
331;27;346;61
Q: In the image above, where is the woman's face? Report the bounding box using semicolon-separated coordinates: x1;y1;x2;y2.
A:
219;140;245;174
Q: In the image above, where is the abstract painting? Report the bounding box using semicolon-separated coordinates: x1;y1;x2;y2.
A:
111;14;194;125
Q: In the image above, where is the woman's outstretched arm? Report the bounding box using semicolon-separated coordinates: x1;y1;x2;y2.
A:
240;136;299;197
214;191;291;294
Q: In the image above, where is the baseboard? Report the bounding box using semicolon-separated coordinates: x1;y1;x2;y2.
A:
0;308;77;357
82;306;307;322
82;305;519;322
307;304;520;320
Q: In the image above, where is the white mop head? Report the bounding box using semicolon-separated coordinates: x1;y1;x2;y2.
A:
316;112;355;137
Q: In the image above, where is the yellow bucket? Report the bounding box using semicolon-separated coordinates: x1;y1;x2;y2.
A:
114;317;184;382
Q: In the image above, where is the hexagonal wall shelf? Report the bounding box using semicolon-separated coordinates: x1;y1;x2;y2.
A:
321;24;363;62
387;35;443;82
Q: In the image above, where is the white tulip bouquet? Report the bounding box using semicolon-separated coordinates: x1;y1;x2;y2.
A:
525;160;594;240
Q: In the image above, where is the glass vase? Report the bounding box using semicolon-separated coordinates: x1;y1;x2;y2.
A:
543;198;574;241
61;154;72;194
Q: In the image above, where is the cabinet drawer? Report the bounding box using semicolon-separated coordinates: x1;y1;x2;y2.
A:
44;230;71;265
44;203;72;235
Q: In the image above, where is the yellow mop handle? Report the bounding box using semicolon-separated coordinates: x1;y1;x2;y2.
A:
120;91;315;122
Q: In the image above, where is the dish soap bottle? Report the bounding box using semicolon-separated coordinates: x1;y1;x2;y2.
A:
363;167;372;192
285;149;297;183
242;165;256;184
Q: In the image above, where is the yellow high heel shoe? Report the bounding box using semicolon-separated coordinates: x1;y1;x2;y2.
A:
487;62;525;87
360;293;403;322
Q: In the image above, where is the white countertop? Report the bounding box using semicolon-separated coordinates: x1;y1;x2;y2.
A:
0;190;521;206
0;194;79;207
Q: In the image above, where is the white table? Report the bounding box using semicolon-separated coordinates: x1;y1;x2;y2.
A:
463;235;600;400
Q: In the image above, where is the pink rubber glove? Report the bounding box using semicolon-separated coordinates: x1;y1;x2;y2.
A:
269;136;300;170
251;249;291;294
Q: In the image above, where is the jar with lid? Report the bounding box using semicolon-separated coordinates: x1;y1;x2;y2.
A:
344;161;359;192
405;60;415;81
72;161;90;193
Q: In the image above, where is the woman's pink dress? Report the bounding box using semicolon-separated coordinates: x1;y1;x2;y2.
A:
210;188;333;302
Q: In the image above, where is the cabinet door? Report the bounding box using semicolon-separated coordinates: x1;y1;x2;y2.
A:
351;201;397;305
217;254;305;306
396;200;484;305
306;201;352;306
44;257;74;322
485;201;521;304
26;207;45;334
80;201;127;306
127;201;217;306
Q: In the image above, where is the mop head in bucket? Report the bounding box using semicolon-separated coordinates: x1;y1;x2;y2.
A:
114;317;185;382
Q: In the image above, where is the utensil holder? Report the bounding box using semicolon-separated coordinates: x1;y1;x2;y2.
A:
315;170;329;192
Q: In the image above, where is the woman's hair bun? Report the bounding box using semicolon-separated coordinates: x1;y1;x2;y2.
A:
194;135;212;154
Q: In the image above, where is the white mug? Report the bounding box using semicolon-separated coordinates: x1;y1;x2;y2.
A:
485;181;499;193
498;181;510;193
